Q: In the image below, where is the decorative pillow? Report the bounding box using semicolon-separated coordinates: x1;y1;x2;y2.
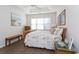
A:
50;28;56;34
54;31;57;35
51;29;55;34
54;28;63;35
54;28;60;35
58;28;63;35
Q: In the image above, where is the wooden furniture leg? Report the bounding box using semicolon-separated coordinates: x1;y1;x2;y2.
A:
5;34;22;47
9;40;11;46
5;39;7;46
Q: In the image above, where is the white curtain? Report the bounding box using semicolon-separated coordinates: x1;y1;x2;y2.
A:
27;13;56;29
31;18;51;30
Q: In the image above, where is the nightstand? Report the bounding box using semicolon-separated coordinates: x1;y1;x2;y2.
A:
23;26;31;39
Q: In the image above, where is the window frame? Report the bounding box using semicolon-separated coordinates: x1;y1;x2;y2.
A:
31;18;51;30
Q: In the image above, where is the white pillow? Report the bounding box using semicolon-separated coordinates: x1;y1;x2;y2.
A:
53;28;59;34
58;28;63;35
50;28;56;34
54;28;63;35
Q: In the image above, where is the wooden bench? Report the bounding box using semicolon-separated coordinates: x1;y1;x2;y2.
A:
5;34;22;46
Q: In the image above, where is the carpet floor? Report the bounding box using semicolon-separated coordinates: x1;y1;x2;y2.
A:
0;39;55;54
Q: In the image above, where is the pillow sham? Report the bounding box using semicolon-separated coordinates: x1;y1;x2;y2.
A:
54;28;63;35
50;29;56;34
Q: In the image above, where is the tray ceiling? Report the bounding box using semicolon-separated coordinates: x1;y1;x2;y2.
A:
11;5;64;14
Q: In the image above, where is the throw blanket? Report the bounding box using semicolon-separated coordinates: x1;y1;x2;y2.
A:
24;30;61;50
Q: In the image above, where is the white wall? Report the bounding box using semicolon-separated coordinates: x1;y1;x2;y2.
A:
66;6;79;52
0;6;26;48
56;5;79;52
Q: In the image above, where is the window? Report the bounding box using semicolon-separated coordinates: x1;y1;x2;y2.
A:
31;18;51;30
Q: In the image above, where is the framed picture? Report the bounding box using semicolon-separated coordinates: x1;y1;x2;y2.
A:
58;9;66;26
11;13;22;26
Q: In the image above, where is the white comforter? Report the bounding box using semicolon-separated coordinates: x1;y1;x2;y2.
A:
24;30;61;50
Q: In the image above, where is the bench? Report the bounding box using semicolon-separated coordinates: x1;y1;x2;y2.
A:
5;34;22;46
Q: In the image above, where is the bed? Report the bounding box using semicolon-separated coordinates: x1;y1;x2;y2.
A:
24;27;64;50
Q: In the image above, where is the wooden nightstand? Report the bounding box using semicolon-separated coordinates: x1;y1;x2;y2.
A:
23;26;31;39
